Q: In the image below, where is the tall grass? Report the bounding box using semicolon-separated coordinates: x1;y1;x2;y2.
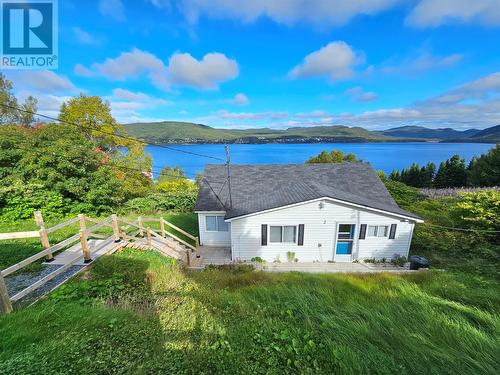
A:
1;249;498;374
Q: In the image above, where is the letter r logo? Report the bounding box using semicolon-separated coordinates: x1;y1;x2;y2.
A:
2;1;53;54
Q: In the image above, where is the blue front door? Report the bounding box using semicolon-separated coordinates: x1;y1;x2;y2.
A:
336;224;355;255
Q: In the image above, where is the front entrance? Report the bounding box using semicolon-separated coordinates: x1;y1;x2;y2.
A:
334;224;356;262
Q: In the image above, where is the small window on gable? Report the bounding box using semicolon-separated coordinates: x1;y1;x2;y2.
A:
205;215;228;232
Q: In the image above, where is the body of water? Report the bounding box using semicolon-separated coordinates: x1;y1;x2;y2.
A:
145;143;495;177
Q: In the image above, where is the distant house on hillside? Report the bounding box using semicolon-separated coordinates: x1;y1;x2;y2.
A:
195;163;423;263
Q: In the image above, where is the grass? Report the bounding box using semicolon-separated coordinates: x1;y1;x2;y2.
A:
0;249;499;374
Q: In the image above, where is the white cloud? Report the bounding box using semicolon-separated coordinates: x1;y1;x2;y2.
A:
74;63;93;77
230;93;249;106
92;48;165;81
72;27;101;46
111;88;170;106
76;49;238;91
345;86;378;102
99;0;125;21
290;41;364;81
168;52;239;89
406;0;500;27
176;0;402;26
382;51;463;74
6;70;76;94
194;72;500;130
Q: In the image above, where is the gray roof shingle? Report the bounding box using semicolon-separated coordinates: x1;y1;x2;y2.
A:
195;163;422;220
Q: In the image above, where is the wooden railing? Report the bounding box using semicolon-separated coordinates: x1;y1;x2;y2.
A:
0;212;199;315
0;213;122;315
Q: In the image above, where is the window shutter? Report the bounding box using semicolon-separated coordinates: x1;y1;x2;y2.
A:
298;224;305;246
261;224;268;246
389;224;397;239
359;224;367;240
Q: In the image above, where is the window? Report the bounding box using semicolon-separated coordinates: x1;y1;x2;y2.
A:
377;225;388;237
205;215;229;232
367;225;389;237
336;224;355;255
269;226;296;243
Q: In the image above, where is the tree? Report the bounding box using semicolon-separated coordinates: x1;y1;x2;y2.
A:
59;94;124;149
420;162;436;188
157;166;185;183
306;150;361;164
0;73;38;127
467;145;500;187
389;170;401;181
433;155;467;188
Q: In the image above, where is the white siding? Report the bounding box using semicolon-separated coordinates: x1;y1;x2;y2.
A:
198;213;231;246
229;200;415;262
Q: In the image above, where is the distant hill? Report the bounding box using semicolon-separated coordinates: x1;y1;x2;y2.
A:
380;126;481;140
458;124;500;143
124;121;499;144
124;121;398;144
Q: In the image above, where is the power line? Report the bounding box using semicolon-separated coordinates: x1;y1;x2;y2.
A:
0;103;225;162
2;143;198;180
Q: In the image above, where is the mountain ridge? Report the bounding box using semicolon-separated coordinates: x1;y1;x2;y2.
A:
124;121;499;144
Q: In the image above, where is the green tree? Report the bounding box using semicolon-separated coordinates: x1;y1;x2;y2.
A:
59;94;125;149
467;145;500;187
0;73;38;126
306;149;361;164
157;166;185;183
420;162;436;188
434;155;467;188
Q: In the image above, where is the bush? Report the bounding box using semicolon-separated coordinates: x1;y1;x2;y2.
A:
251;256;266;263
382;178;423;208
123;191;197;213
391;254;407;267
0;182;71;221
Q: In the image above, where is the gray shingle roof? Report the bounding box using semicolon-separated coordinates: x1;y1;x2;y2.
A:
195;163;422;220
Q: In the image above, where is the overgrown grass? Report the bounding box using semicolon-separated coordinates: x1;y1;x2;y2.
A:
1;249;499;374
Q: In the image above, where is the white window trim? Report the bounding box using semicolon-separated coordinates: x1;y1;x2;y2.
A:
205;215;229;232
367;225;389;238
333;222;357;260
268;225;297;244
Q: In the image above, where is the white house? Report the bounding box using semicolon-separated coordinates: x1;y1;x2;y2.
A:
194;163;423;263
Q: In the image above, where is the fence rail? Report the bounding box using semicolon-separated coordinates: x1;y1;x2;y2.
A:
0;212;199;315
0;231;40;240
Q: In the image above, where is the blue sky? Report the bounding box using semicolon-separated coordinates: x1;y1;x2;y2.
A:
6;0;500;130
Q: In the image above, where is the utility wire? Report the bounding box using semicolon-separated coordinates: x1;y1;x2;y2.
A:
0;103;225;162
3;143;198;180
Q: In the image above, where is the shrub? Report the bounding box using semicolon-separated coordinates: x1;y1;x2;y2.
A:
251;256;266;263
0;182;71;221
286;251;295;262
123;191;197;213
391;254;407;267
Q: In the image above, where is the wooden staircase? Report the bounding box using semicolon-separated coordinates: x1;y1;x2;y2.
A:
118;217;204;269
0;214;203;314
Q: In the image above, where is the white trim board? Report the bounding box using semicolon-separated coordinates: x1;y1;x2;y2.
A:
224;197;424;223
